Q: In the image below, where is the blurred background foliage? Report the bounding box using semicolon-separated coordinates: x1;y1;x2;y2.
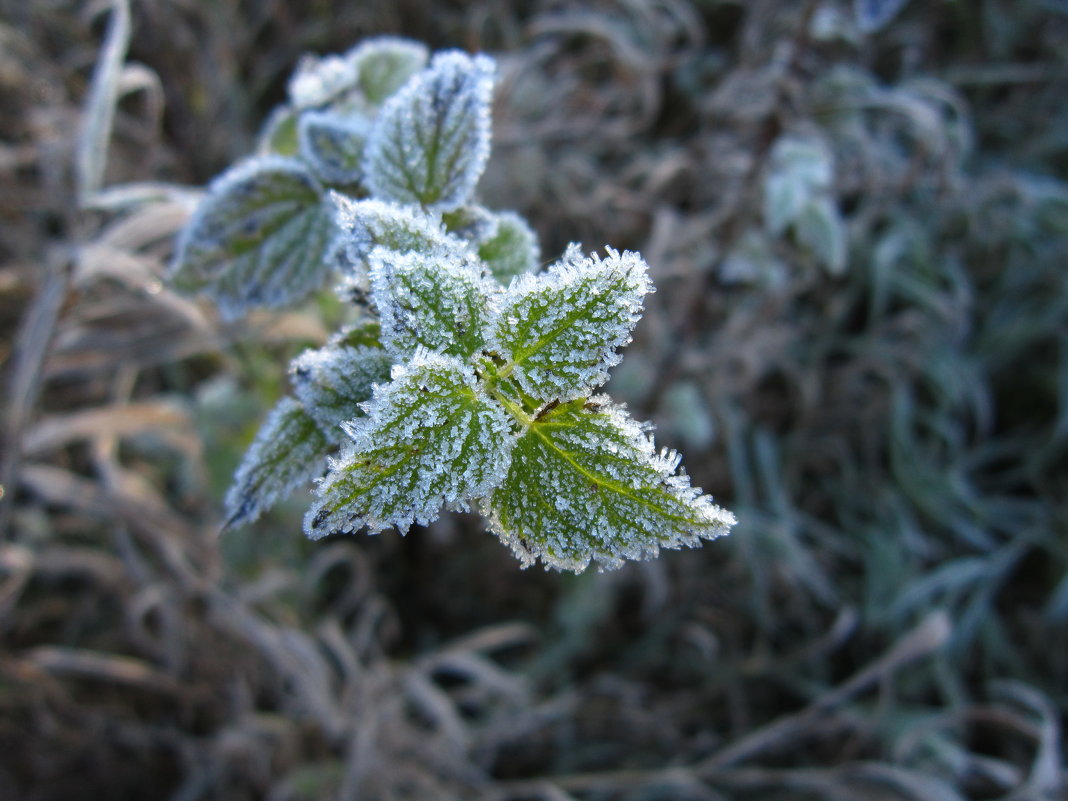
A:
1;0;1066;799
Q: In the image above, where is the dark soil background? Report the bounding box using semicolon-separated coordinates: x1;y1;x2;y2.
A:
2;1;1066;799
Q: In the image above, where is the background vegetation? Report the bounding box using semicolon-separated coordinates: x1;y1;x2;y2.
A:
1;1;1065;799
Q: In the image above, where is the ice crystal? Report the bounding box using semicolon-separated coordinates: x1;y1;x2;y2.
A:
171;156;337;319
305;352;515;538
180;37;737;571
364;51;495;211
224;397;329;530
487;245;652;402
289;343;392;435
370;247;492;360
331;194;469;276
486;398;736;572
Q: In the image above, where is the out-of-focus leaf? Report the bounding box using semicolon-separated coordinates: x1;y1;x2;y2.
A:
224;397;329;529
364;51;495;210
298;111;371;186
855;0;912;33
170;157;337;318
476;210;540;284
795;197;848;276
258;106;300;156
289;343;392;436
347;37;429;105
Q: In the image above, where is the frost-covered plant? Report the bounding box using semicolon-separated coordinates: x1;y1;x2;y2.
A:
171;38;735;571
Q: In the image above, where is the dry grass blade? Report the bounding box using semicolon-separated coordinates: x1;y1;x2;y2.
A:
697;610;952;772
0;254;70;539
23;401;192;455
21;645;183;695
76;0;131;203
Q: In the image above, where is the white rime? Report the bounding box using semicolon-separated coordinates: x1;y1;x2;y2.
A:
487;245;653;402
363;51;495;211
305;352;515;539
289;343;392;436
171;156;338;319
370;246;492;360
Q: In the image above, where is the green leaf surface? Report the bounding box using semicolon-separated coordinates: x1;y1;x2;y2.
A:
298;111;371;186
289;343;392;436
329;318;384;350
171;157;337;318
331;195;468;274
224;396;330;530
258;106;300;156
370;248;492;360
364;51;494;210
488;245;651;403
796;197;848;275
477;210;540;284
305;352;515;538
348;37;429;104
486;398;736;571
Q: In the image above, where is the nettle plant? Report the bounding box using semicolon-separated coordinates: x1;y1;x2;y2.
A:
172;38;735;571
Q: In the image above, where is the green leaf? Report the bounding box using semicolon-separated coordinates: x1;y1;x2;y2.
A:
258;106;300;156
288;52;360;109
477;210;540;284
795;197;848;275
764;135;834;235
290;343;392;436
370;247;492;360
298;111;371;186
224;397;330;530
331;195;468;274
486;398;736;572
364;51;495;210
305;352;515;538
329;318;383;350
764;170;807;236
171;157;337;319
488;245;652;403
347;37;429;105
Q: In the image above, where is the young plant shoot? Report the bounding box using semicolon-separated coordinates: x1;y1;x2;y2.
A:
171;38;736;571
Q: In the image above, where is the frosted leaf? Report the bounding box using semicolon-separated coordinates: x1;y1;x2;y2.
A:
305;352;515;538
476;210;540;284
764;136;833;236
331;194;469;277
795;197;847;276
364;51;495;211
346;37;429;105
290;343;392;436
487;245;652;403
440;203;539;282
258;106;300;156
224;396;329;530
329;318;384;350
170;157;337;319
370;247;491;360
855;0;911;33
298;111;372;186
485;398;736;572
288;53;359;109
